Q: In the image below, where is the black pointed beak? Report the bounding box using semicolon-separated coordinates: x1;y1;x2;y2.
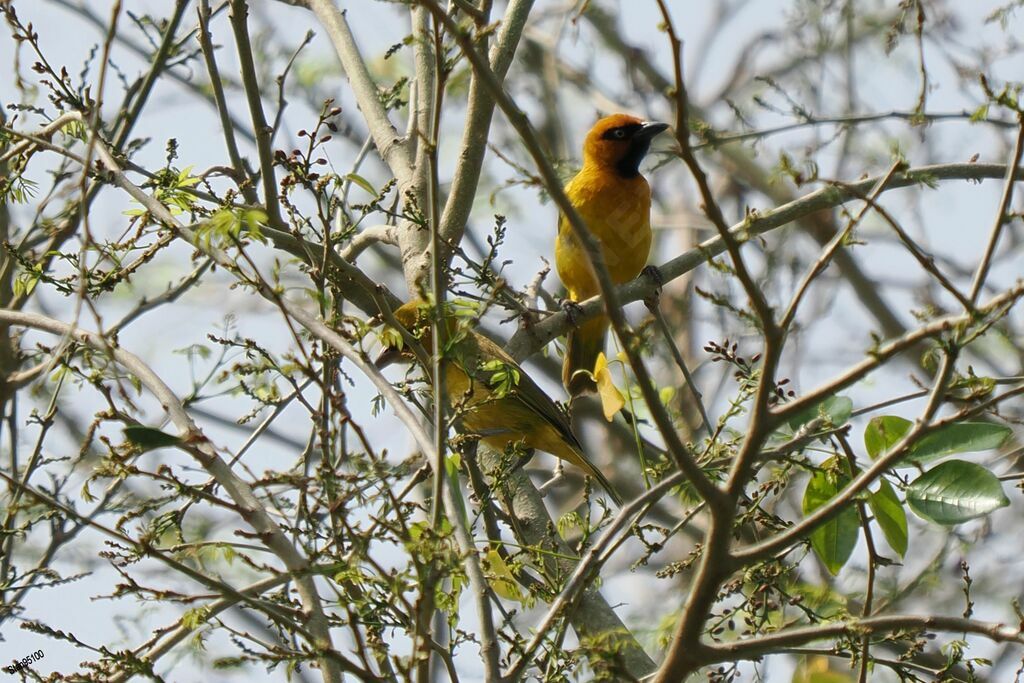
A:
374;345;404;370
637;121;669;139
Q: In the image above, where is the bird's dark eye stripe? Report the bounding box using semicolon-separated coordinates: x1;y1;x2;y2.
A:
601;123;642;140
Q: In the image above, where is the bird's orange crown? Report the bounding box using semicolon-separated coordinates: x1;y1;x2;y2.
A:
582;113;669;178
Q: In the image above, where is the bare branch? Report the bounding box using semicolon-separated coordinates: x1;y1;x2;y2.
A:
703;615;1024;664
504;162;1024;360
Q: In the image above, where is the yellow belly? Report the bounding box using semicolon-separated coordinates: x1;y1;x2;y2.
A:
555;168;653;300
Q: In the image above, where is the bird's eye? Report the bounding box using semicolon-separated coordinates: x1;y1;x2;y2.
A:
611;128;627;139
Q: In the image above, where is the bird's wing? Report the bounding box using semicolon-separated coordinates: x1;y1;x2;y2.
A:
464;332;584;453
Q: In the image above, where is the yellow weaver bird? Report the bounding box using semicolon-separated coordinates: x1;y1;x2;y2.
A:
376;300;622;505
556;113;668;395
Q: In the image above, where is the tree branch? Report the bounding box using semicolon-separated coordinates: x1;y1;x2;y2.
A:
301;0;413;185
702;615;1024;665
503;162;1024;360
437;0;534;249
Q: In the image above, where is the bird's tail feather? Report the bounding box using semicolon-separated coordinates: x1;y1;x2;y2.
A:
563;315;608;396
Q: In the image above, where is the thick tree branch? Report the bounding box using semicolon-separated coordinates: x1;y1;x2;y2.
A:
504;162;1024;360
302;0;413;185
229;0;283;226
703;615;1024;664
437;0;534;249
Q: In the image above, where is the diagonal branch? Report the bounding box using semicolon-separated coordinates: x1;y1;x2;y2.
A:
437;0;534;249
968;118;1024;305
503;162;1024;360
301;0;413;185
229;0;284;226
772;281;1024;427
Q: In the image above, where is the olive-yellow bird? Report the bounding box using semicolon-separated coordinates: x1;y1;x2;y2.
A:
376;300;622;505
556;114;668;395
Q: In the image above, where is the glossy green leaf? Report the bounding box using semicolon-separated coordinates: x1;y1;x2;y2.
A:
909;422;1011;462
123;425;183;451
865;417;1010;466
906;460;1009;525
867;479;908;557
787;395;853;431
802;459;859;575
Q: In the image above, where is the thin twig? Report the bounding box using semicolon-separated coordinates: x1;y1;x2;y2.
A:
779;160;904;330
228;0;283;226
648;303;714;436
968;117;1024;305
302;0;413;184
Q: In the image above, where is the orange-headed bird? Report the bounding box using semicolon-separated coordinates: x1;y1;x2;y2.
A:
556;114;668;395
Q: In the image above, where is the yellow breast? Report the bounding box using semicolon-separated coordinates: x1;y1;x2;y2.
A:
555;167;653;299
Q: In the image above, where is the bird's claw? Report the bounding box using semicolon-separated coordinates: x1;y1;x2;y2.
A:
560;299;585;327
641;264;664;287
641;265;663;311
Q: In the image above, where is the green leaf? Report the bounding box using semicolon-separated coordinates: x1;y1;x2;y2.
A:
787;395;853;431
864;416;1010;466
175;165;200;187
123;425;184;451
181;606;213;630
909;422;1011;463
241;209;268;243
802;458;859;575
864;415;912;459
344;173;376;196
905;460;1009;525
867;479;908;557
480;359;520;398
